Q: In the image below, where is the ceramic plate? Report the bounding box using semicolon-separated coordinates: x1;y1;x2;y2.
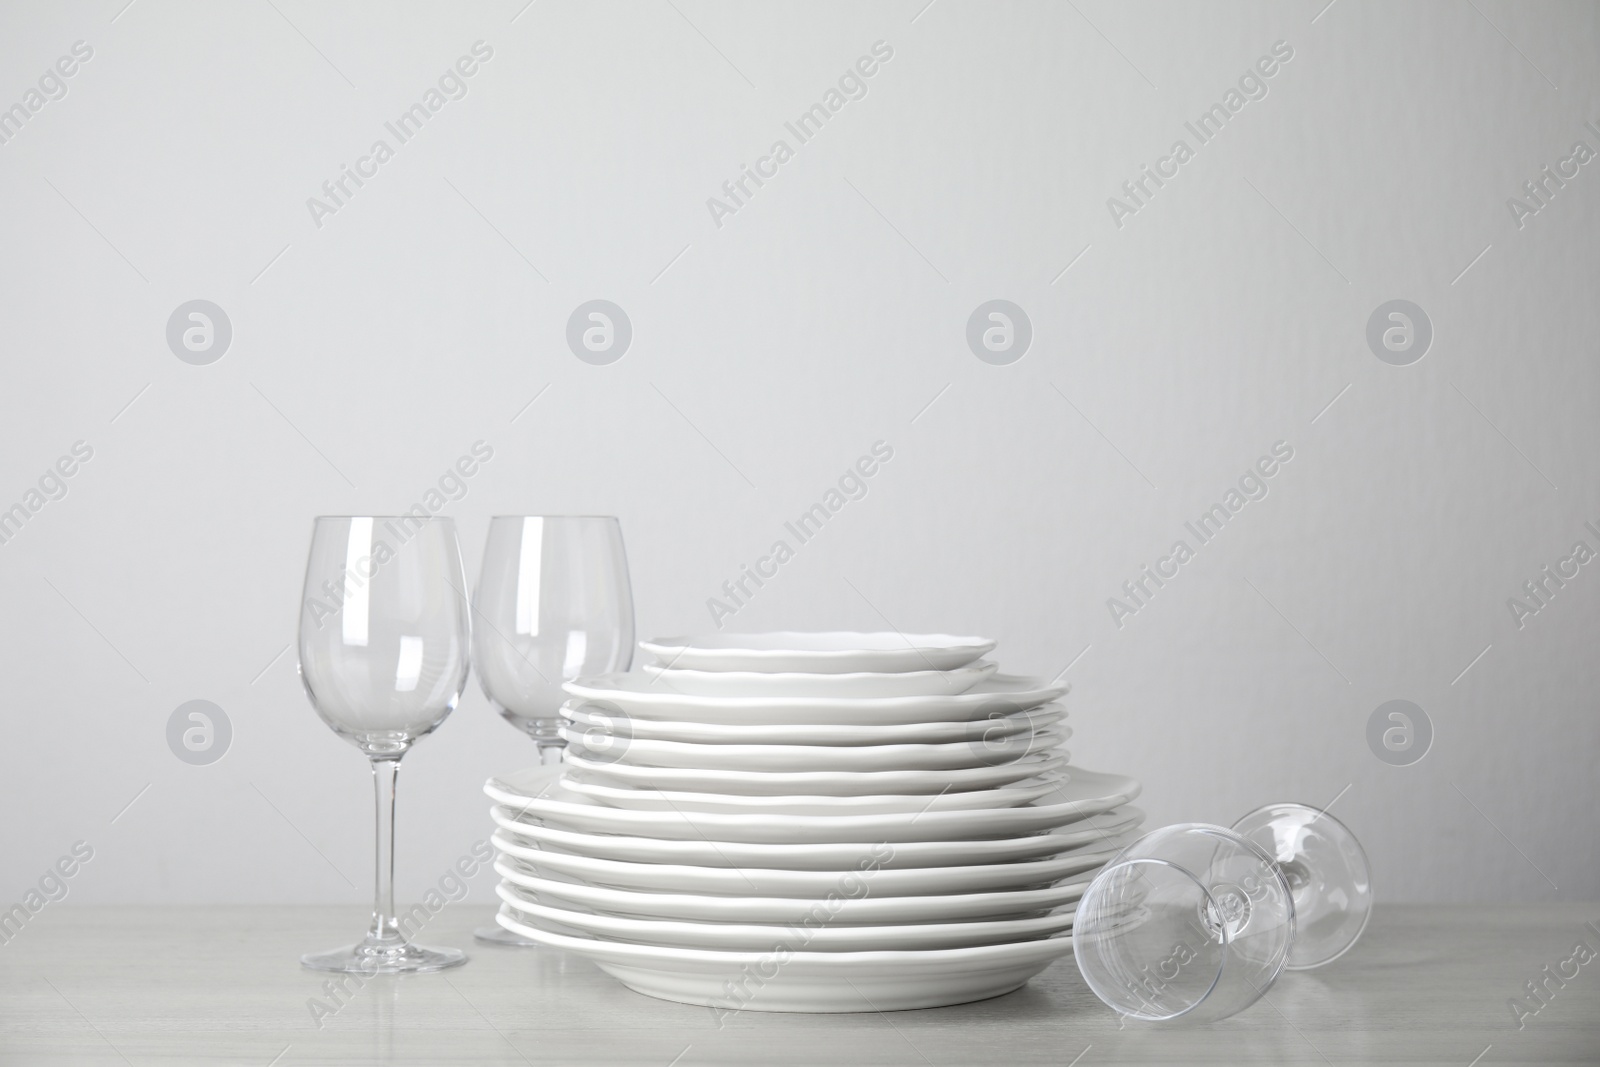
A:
486;804;1144;869
563;749;1068;796
639;632;997;674
497;883;1079;951
486;768;1135;844
560;701;1066;746
486;813;1142;871
558;724;1069;773
494;858;1095;924
558;768;1071;815
490;831;1139;896
562;673;1064;726
494;911;1075;1012
639;660;997;697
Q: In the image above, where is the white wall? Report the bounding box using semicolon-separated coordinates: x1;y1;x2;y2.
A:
1;0;1595;910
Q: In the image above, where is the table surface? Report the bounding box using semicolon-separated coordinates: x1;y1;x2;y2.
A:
1;904;1597;1066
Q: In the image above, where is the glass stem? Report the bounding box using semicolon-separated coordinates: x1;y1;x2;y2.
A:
368;756;404;946
526;717;566;766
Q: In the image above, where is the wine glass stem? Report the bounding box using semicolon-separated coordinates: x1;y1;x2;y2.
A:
368;756;403;945
523;717;565;766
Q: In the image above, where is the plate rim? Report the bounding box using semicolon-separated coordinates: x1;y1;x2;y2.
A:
486;767;1140;834
495;881;1082;943
564;673;1064;710
494;909;1079;969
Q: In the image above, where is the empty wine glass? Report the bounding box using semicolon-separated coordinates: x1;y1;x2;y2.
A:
1072;803;1371;1022
297;516;472;974
470;515;633;944
472;516;634;759
1232;802;1373;969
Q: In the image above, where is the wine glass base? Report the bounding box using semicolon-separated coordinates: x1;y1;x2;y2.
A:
301;938;467;974
474;924;538;946
1230;802;1373;971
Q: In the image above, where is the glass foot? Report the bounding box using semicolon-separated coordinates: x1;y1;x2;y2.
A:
301;935;466;974
1231;802;1373;970
474;924;538;946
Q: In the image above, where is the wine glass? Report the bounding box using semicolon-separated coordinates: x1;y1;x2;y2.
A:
470;515;633;943
1232;802;1373;969
297;516;472;974
1071;804;1371;1022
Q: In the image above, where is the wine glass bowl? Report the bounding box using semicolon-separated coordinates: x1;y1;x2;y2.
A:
297;516;472;974
299;516;471;755
1072;824;1295;1023
1072;804;1372;1022
472;516;634;761
1231;803;1372;970
470;516;633;946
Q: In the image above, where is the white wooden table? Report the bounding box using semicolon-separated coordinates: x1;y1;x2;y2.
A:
1;904;1596;1065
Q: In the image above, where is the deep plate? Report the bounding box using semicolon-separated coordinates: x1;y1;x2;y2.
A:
485;768;1139;844
639;660;998;697
486;804;1145;869
559;768;1070;814
488;830;1140;895
559;701;1066;746
558;723;1070;772
494;910;1076;1012
639;631;997;674
494;857;1096;924
497;883;1081;951
562;749;1068;796
562;673;1065;726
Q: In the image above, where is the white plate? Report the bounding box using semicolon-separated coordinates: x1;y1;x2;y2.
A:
563;673;1067;726
561;749;1068;796
488;813;1143;870
640;631;997;674
486;768;1135;844
497;883;1079;951
559;768;1071;815
561;701;1066;746
558;724;1069;773
639;660;998;697
494;857;1095;924
491;831;1139;896
495;911;1074;1011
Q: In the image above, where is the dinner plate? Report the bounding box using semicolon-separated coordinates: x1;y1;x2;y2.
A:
494;857;1096;924
487;804;1144;869
563;749;1068;796
486;768;1136;844
558;723;1069;773
559;768;1071;815
495;911;1075;1011
490;831;1140;896
639;660;998;698
497;883;1080;951
562;673;1065;726
560;701;1066;746
486;812;1139;870
639;632;997;674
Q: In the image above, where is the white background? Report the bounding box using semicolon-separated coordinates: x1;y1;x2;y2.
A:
1;0;1596;911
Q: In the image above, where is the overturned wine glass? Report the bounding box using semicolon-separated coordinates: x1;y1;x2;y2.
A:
1071;802;1372;1023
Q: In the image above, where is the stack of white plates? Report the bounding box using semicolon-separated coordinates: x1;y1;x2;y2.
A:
485;632;1142;1013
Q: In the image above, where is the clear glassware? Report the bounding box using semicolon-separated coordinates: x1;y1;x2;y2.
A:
472;516;634;761
470;515;633;945
1072;804;1371;1022
1232;802;1373;969
297;516;472;974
